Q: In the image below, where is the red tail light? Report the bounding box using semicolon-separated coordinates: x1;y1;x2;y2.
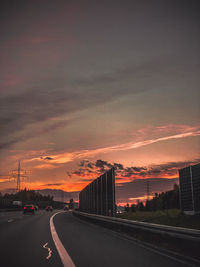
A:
24;207;27;209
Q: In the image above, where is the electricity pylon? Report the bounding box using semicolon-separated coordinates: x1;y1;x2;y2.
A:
11;160;28;192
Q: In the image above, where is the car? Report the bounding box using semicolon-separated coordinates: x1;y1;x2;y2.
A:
45;205;53;212
64;205;69;211
23;204;35;214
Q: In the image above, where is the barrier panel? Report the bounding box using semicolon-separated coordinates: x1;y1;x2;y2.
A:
79;168;115;216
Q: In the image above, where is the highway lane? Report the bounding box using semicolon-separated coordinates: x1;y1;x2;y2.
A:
54;212;189;267
0;210;192;267
0;210;25;223
0;209;63;267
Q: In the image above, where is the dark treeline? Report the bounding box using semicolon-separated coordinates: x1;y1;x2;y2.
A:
0;188;53;202
125;184;180;212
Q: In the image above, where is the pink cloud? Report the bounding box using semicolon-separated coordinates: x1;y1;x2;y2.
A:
30;124;200;165
0;75;26;89
136;124;200;138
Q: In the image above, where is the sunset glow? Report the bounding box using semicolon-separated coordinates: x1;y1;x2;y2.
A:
0;1;199;204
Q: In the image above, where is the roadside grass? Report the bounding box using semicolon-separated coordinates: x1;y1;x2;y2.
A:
117;209;200;230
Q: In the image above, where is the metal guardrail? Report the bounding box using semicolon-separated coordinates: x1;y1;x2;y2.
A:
73;211;200;242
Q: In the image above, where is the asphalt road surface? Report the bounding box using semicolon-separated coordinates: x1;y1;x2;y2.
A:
0;210;191;267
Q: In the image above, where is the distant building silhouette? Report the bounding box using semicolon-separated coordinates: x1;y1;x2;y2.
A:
179;163;200;215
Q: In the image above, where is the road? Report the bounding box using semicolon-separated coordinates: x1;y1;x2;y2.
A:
0;210;191;267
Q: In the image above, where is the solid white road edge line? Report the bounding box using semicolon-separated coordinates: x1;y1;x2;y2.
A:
50;211;76;267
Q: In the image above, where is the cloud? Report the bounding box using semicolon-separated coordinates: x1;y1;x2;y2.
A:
95;159;113;170
0;0;199;153
0;112;73;150
1;64;147;150
43;183;64;187
146;159;200;177
73;159;125;178
34;164;58;169
0;87;73;147
1;51;199;152
42;156;54;160
0;175;15;183
30;125;200;165
68;158;200;183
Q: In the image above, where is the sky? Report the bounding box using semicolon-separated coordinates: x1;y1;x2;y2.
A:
0;0;200;204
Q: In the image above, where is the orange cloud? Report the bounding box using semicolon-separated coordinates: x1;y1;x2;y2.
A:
20;180;88;192
34;164;59;169
0;177;15;183
30;126;200;165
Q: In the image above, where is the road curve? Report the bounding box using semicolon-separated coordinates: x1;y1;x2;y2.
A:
53;211;188;267
0;210;191;267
